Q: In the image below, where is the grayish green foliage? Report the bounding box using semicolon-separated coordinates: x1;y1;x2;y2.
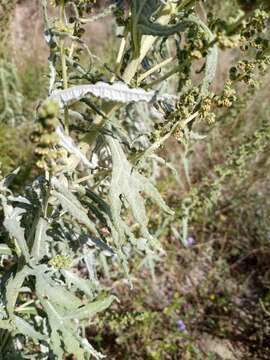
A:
0;177;116;359
106;135;173;254
0;0;227;358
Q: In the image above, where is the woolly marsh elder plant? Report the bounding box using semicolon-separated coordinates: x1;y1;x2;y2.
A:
0;0;269;358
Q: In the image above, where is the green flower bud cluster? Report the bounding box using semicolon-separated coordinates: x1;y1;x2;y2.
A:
185;23;209;60
162;87;200;140
199;95;216;125
208;15;238;50
173;81;237;126
217;33;241;50
175;87;200;120
243;9;269;35
49;255;73;269
31;100;68;172
230;57;270;86
180;121;270;221
54;19;74;35
215;81;237;108
37;99;59;120
240;10;270;55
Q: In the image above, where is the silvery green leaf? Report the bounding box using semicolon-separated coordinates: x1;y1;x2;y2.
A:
84;251;99;285
64;295;116;321
80;338;106;359
31;218;50;262
99;252;110;279
36;297;66;357
36;294;65;332
50;329;65;359
181;215;189;247
61;325;85;359
49;81;177;109
37;285;104;359
0;243;12;256
56;126;95;169
85;189;112;219
37;279;107;359
61;269;95;299
150;154;179;181
80;233;115;256
52;178;99;237
49;82;152;107
3;206;30;260
203;45;218;93
14;316;47;340
189;131;207;140
0;319;12;331
0;303;6;319
61;322;105;360
0;167;20;190
8;195;31;206
107;135;173;252
36;272;81;310
5;266;31;316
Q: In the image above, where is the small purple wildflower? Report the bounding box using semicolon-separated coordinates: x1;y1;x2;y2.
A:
176;319;187;332
187;236;195;247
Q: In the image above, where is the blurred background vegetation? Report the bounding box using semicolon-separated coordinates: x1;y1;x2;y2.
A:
0;0;270;359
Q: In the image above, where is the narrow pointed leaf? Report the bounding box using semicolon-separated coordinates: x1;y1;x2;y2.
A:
61;269;95;299
31;218;50;261
14;316;47;340
64;295;116;321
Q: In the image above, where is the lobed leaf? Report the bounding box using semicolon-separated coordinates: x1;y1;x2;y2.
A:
3;206;30;260
106;135;174;254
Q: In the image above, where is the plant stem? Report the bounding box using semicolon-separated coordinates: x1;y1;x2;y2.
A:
145;63;183;89
123;5;176;84
60;1;69;133
110;35;127;83
138;56;175;84
0;330;10;355
94;4;177;124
